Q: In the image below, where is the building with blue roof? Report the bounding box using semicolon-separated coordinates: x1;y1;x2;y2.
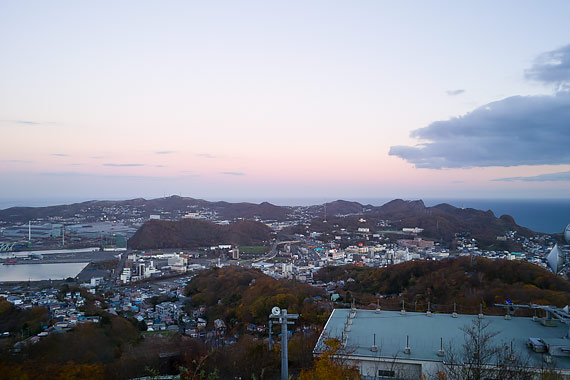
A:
315;308;570;379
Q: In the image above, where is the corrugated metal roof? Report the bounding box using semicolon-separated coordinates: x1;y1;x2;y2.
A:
317;308;570;369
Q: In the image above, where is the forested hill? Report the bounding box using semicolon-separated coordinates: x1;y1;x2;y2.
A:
128;219;272;249
184;266;329;326
0;195;292;223
369;199;536;246
316;257;570;313
288;199;536;249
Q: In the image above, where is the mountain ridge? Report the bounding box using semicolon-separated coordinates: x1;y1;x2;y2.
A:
0;196;549;248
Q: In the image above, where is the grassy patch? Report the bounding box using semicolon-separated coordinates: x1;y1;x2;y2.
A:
238;246;270;255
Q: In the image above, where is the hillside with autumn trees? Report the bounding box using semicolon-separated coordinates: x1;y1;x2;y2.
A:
285;199;535;250
4;261;568;379
0;267;331;379
185;266;330;327
0;299;49;339
316;257;570;314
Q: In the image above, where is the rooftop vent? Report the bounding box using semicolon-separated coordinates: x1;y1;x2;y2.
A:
437;337;445;357
371;333;378;352
404;335;411;354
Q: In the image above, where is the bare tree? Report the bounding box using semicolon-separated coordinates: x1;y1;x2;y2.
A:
439;319;535;380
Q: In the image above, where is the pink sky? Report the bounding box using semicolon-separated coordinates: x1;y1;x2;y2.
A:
1;1;570;203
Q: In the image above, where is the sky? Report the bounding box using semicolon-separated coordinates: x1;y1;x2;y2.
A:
1;1;570;205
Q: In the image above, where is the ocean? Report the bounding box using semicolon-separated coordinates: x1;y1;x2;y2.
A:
422;198;570;234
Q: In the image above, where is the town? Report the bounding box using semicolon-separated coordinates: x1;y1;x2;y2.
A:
1;197;568;359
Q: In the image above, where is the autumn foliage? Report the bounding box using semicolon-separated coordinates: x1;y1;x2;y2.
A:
185;266;329;327
299;338;361;380
0;299;49;337
316;257;570;313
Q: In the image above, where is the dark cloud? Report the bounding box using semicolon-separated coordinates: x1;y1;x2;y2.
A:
526;43;570;88
493;170;570;182
389;91;570;169
390;44;570;169
155;151;175;155
155;165;166;168
197;153;217;159
446;89;465;96
221;171;245;176
52;153;69;157
103;163;145;167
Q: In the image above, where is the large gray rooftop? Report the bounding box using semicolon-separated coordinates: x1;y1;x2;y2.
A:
317;308;570;369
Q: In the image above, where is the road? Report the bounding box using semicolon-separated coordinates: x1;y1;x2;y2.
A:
252;240;301;263
111;251;128;287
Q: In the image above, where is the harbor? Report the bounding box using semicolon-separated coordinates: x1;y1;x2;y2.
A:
0;262;89;282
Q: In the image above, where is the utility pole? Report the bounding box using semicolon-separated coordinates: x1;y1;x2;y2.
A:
269;307;299;380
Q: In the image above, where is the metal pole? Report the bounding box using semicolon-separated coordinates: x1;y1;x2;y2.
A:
269;308;298;380
281;309;288;380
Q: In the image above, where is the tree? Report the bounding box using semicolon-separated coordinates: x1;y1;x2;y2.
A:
299;338;361;380
439;319;534;380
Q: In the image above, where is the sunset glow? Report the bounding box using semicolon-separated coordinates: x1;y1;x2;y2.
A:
2;1;570;204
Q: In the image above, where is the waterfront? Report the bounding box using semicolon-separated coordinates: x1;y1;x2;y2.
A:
0;262;89;282
0;247;101;258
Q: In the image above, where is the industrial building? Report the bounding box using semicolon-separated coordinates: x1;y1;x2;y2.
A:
315;307;570;379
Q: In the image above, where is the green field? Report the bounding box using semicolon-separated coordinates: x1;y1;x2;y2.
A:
238;245;269;255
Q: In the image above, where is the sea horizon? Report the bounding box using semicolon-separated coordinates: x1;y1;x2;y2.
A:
0;196;568;235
